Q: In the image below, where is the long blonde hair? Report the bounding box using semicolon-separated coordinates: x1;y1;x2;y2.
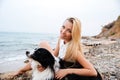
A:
64;17;83;62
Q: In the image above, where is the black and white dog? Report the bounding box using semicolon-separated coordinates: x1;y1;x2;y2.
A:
26;48;102;80
26;48;61;80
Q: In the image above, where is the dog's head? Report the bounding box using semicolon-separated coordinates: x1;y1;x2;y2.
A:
26;48;55;70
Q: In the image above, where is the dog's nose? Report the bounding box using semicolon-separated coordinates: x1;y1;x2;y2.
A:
26;51;30;54
26;51;30;57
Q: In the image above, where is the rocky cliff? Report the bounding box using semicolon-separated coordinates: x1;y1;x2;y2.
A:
95;16;120;39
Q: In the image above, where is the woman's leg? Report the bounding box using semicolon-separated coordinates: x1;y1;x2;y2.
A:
39;41;54;54
11;62;32;77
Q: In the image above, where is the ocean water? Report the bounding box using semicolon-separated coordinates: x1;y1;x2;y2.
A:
0;32;58;64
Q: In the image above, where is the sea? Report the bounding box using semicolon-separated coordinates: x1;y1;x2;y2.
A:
0;32;58;64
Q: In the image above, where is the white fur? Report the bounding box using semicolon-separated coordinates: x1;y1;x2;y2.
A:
31;60;54;80
31;58;61;80
54;57;61;72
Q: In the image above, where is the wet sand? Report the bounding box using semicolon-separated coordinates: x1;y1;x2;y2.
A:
0;59;26;73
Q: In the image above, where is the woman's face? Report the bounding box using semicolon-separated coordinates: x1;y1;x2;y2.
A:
60;20;72;43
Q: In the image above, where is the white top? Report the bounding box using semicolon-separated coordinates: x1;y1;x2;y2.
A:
58;40;69;58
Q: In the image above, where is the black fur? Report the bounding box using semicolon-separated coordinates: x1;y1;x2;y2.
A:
26;48;55;72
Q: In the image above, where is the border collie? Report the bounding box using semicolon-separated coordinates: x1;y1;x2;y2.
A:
26;48;102;80
26;48;60;80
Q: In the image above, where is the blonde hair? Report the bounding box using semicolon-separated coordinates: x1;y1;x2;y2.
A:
64;17;83;62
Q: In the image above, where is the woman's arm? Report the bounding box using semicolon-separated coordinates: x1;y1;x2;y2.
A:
55;52;97;79
53;38;60;57
67;52;97;76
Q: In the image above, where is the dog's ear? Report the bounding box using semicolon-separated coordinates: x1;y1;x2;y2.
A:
26;51;30;57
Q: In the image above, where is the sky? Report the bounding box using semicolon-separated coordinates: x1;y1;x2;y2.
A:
0;0;120;36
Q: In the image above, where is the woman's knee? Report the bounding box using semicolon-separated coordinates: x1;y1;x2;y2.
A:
39;41;54;54
39;41;49;48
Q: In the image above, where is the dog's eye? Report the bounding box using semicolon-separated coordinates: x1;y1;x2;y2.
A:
34;48;38;50
37;65;42;68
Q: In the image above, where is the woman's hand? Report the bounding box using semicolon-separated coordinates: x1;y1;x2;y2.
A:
55;69;70;79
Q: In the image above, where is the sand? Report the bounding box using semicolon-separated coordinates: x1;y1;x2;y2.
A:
0;59;26;73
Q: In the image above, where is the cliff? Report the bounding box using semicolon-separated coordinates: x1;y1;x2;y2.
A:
95;16;120;39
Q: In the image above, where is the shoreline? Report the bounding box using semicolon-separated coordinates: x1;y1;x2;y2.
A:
0;59;31;80
0;59;27;73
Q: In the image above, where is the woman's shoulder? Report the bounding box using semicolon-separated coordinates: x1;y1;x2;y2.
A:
76;51;87;62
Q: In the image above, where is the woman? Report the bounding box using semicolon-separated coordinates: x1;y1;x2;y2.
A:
14;17;102;80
